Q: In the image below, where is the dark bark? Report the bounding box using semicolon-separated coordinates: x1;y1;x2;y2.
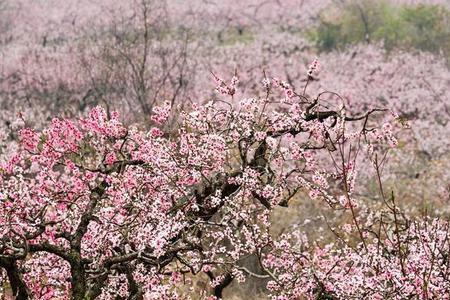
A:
125;265;143;300
70;258;88;300
70;180;109;299
213;273;233;299
0;258;30;300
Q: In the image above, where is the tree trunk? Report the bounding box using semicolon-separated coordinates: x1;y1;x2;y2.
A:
70;261;88;300
1;258;30;300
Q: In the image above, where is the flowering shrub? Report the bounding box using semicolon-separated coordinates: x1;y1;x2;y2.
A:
0;68;417;299
266;205;450;299
0;1;449;299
